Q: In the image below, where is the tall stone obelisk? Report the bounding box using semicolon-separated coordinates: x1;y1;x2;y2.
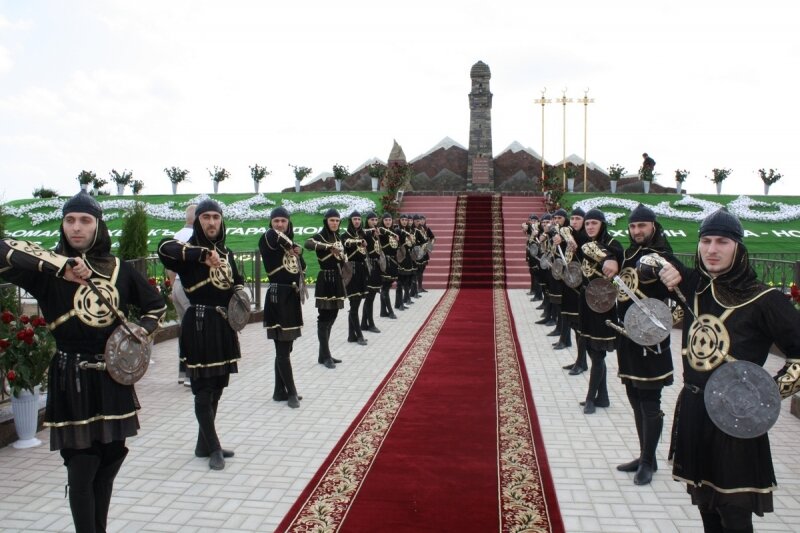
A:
467;60;494;191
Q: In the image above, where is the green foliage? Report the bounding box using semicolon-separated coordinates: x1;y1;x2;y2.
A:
0;203;5;238
332;164;350;181
639;166;654;182
758;168;782;185
250;164;271;182
381;162;412;215
0;310;54;396
118;202;149;260
131;180;145;194
290;164;312;181
674;169;689;182
542;165;565;211
164;166;190;184
92;176;108;190
709;168;732;184
208;166;230;182
32;187;58;198
110;169;133;185
77;170;95;185
608;164;626;180
367;163;387;180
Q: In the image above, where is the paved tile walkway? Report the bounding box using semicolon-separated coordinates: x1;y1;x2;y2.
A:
0;289;798;532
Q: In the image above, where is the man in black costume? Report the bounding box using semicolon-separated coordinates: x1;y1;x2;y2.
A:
360;212;383;333
343;211;369;345
554;207;585;353
1;191;166;532
258;207;304;409
395;214;416;309
378;213;399;320
417;214;435;293
523;214;542;301
659;209;800;533
158;198;243;470
614;203;676;485
304;208;346;368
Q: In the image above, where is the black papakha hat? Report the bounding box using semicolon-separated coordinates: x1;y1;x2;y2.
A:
196;199;223;217
629;203;656;223
412;214;421;220
364;211;378;219
584;209;606;223
541;214;552;221
382;212;393;220
570;207;586;218
699;208;743;243
350;210;361;218
529;213;539;220
323;208;340;219
270;206;291;219
63;191;102;219
553;208;568;219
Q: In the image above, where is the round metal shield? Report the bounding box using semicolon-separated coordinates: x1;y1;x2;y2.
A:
687;314;730;372
427;241;435;253
412;245;424;261
396;245;407;263
564;262;583;288
527;242;539;257
704;360;781;439
551;258;565;280
378;253;387;273
341;261;354;287
616;267;639;302
227;289;251;332
623;298;673;346
539;254;551;270
585;278;617;313
104;322;151;385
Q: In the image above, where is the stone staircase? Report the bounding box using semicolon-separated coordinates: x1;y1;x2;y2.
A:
501;196;548;289
398;195;458;289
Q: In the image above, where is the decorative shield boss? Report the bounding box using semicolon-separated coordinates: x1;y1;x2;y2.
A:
527;242;539;257
623;298;673;346
104;322;152;385
563;262;583;288
704;360;781;439
585;278;617;313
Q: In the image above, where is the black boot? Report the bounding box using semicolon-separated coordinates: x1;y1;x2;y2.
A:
570;336;588;374
553;318;572;349
317;321;335;368
634;411;664;485
583;351;606;414
94;445;128;533
534;299;551;324
196;393;235;459
347;298;367;345
395;284;406;310
617;396;644;472
66;453;101;533
276;343;301;409
195;390;224;470
325;321;341;363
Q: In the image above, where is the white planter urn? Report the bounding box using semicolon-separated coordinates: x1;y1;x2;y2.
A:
295;179;301;193
116;183;125;195
567;178;575;193
642;181;651;194
80;183;89;192
11;386;42;449
676;181;683;195
171;182;178;194
213;181;219;194
253;180;260;194
715;182;722;195
335;180;342;192
610;180;617;193
763;183;770;195
371;177;379;192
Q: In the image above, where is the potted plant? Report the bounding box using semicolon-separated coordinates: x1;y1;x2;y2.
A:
208;166;230;194
131;179;145;195
368;162;386;192
250;164;271;194
674;169;689;195
77;170;95;192
332;164;349;192
110;169;133;195
290;164;312;193
607;164;625;194
164;166;190;194
758;168;781;196
563;165;579;193
639;165;655;194
91;176;109;196
709;168;732;195
0;309;55;448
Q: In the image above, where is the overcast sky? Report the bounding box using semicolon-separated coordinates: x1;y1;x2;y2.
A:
1;0;799;201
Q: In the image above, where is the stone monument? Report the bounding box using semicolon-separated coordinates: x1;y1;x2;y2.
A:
467;60;494;191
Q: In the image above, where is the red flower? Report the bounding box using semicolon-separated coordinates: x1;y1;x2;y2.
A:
0;338;10;350
6;369;16;381
791;284;800;303
1;311;14;324
22;336;34;345
164;279;172;288
32;316;47;328
19;315;30;324
148;277;157;286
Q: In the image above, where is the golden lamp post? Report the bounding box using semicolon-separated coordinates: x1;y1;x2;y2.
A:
577;88;594;192
555;88;573;189
533;88;552;186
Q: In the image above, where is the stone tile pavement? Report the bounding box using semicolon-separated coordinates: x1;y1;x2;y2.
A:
0;289;798;532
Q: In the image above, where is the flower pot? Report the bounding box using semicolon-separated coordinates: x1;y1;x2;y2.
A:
610;180;617;193
335;180;342;192
116;183;125;195
80;183;89;192
763;183;770;195
213;182;219;194
567;178;575;193
172;182;178;194
254;180;260;194
11;386;42;449
371;177;379;192
643;181;651;194
715;182;722;195
295;179;301;193
676;181;683;195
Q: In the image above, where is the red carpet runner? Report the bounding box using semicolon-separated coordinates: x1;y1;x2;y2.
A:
277;195;563;532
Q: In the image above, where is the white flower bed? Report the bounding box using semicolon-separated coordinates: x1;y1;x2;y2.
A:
5;194;376;225
573;195;800;224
